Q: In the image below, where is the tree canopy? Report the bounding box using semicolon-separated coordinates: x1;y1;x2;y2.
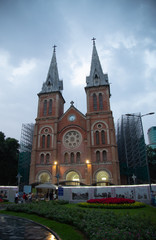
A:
0;131;19;185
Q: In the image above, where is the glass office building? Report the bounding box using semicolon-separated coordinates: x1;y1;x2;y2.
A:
148;126;156;149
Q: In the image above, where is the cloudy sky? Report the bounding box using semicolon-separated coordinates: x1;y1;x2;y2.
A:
0;0;155;143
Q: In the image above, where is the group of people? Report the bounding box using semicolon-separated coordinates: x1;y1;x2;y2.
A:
14;192;32;204
46;191;57;200
14;191;57;203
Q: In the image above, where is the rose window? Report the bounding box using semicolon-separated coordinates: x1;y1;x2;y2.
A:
63;130;82;148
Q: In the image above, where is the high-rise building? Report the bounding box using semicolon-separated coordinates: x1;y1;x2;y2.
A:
18;123;34;187
148;126;156;149
117;113;149;184
29;40;120;186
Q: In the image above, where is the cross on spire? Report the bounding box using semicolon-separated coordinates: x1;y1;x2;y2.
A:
92;37;96;46
70;101;74;106
53;45;57;52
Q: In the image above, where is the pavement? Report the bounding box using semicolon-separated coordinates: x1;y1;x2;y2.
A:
0;214;60;240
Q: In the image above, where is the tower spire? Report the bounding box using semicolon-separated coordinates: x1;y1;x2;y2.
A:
39;45;63;94
53;45;57;52
92;37;96;46
86;38;109;87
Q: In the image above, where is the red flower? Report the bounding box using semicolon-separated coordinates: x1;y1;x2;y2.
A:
87;197;135;204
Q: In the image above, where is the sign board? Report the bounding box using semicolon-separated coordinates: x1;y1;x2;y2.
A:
58;187;64;196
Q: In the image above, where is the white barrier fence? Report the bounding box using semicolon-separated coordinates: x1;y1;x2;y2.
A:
0;186;18;202
58;184;156;204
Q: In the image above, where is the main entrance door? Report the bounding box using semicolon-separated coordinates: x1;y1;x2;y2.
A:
96;170;110;186
66;171;80;185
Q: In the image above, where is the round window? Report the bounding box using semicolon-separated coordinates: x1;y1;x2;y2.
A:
63;130;82;149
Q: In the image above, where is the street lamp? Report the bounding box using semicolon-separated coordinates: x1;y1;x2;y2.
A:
54;161;60;186
125;112;155;192
16;173;22;192
132;174;136;184
126;112;155;117
55;173;60;186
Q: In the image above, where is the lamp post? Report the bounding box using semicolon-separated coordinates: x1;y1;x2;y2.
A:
125;112;155;193
132;174;136;184
55;173;60;186
86;160;92;185
54;161;60;186
16;173;22;192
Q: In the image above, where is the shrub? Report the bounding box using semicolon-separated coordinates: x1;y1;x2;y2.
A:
5;201;155;240
78;201;145;209
87;197;135;204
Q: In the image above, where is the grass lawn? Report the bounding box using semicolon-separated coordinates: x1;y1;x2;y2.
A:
1;202;156;240
0;209;88;240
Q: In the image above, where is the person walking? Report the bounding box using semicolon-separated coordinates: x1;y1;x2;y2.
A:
15;192;19;204
22;192;26;203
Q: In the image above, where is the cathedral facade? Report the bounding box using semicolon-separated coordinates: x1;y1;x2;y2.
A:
29;40;120;186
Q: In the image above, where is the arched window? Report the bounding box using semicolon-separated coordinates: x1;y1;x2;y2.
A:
38;172;51;183
99;93;103;110
93;93;97;110
46;154;50;164
66;171;80;185
48;99;52;115
96;131;100;145
64;153;69;163
76;152;80;163
94;74;98;79
102;150;107;162
96;170;109;186
47;135;50;148
101;130;105;144
43;100;47;116
96;151;100;163
40;154;44;164
71;152;74;163
42;135;45;148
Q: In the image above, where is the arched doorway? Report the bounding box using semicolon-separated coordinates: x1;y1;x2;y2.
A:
65;171;80;186
38;172;51;183
96;170;110;186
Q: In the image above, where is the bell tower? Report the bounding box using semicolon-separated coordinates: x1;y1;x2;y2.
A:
85;39;120;185
85;38;110;113
29;46;65;185
37;45;65;119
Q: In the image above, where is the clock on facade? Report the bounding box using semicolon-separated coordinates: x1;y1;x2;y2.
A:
68;114;76;121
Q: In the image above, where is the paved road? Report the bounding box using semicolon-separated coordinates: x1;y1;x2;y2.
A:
0;214;59;240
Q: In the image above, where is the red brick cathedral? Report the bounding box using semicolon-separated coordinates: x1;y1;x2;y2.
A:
29;40;120;186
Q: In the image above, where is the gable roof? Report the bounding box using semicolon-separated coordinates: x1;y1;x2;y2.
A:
59;103;86;121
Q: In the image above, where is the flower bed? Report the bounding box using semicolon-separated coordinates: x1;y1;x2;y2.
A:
87;197;135;204
78;201;145;209
77;197;146;209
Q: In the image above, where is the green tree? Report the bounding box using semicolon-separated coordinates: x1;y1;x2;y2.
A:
0;131;19;185
146;145;156;183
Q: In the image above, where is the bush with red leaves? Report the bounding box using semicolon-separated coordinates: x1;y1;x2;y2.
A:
87;197;135;204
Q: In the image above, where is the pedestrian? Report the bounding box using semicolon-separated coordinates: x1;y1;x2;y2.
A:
49;191;53;200
53;192;56;200
22;192;26;203
15;191;19;204
28;192;32;202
